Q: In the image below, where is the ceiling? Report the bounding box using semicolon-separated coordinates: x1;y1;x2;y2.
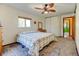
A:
6;3;76;19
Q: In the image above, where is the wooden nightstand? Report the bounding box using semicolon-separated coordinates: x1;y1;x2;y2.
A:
0;27;3;56
38;28;47;32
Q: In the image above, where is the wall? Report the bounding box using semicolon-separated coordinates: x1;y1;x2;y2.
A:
0;5;42;45
75;3;79;54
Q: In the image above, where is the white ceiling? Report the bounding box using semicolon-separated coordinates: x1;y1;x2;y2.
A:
6;3;76;18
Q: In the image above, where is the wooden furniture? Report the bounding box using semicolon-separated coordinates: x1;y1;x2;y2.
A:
0;27;3;55
38;28;46;32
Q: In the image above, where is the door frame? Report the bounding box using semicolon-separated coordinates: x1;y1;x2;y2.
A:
63;16;75;39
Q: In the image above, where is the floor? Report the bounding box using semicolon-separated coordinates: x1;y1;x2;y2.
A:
2;37;77;56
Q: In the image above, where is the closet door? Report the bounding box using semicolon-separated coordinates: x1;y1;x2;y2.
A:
45;18;51;32
51;17;61;36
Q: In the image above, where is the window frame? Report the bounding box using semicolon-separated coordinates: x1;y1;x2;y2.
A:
18;16;32;28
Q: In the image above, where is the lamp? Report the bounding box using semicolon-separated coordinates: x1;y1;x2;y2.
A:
44;11;48;14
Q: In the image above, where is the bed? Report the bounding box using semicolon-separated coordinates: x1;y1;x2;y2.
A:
17;32;57;56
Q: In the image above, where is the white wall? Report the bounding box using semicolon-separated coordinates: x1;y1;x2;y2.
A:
75;3;79;54
0;5;42;45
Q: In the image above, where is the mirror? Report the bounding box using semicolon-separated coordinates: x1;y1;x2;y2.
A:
38;22;43;29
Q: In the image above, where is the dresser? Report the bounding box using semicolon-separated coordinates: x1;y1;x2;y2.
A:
0;27;3;55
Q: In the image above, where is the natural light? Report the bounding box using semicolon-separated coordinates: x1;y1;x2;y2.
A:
18;17;31;28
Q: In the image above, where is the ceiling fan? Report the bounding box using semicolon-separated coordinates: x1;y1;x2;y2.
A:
34;3;56;14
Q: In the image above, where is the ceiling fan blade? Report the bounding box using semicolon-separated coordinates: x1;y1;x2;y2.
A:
34;7;43;10
49;9;56;12
48;3;54;7
47;7;56;12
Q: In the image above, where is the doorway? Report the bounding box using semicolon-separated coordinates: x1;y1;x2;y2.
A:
63;16;75;40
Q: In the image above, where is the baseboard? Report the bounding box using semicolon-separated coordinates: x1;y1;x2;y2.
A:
55;36;64;38
74;41;79;56
3;42;17;46
76;47;79;56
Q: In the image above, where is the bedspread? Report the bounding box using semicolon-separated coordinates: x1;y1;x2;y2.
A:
17;32;57;56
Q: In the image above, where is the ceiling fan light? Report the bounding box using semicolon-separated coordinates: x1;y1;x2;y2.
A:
44;11;48;14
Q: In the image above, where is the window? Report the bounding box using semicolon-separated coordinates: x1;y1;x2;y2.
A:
18;17;31;28
26;19;31;27
18;18;25;27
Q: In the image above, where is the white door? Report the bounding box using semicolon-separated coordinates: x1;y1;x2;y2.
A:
45;18;51;32
51;17;61;36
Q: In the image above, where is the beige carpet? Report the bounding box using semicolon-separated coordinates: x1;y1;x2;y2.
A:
2;37;77;56
39;37;77;56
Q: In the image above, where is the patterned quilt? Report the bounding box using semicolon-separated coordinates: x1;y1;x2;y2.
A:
17;32;57;56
